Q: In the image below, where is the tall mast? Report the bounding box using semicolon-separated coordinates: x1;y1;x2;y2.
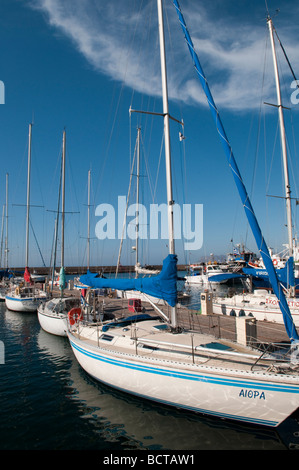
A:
25;123;32;268
157;0;177;329
5;173;8;269
135;127;141;278
0;205;4;268
87;169;91;271
267;16;294;297
61;130;66;268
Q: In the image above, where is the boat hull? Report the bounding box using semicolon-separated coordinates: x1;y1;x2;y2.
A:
37;297;82;337
213;293;299;326
185;275;226;285
68;331;299;427
5;295;46;312
37;309;68;337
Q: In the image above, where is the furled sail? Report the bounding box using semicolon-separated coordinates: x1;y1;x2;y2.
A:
59;266;66;291
79;254;178;307
173;0;299;342
24;267;33;284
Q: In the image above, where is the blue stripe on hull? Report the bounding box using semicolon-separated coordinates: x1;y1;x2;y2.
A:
69;337;299;426
70;339;299;393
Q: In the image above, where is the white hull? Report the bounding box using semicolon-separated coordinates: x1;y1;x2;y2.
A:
68;319;299;427
38;310;68;336
37;297;81;337
185;274;226;285
213;291;299;326
5;296;46;312
31;274;46;283
186;265;228;285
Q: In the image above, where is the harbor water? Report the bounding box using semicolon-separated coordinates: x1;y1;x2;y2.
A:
1;297;299;451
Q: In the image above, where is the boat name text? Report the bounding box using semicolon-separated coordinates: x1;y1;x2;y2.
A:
239;389;265;399
266;297;299;308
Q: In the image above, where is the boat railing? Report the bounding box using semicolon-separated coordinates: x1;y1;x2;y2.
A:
249;340;299;371
70;316;298;371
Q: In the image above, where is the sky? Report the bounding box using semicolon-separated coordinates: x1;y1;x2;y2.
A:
1;0;299;269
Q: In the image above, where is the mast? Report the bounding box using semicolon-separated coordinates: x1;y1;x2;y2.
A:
5;173;8;269
25;124;32;269
135;127;141;278
267;16;295;297
61;130;66;268
87;169;91;271
157;0;177;329
0;205;4;268
59;129;67;298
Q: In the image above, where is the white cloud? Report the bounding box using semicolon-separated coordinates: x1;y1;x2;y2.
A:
29;0;299;112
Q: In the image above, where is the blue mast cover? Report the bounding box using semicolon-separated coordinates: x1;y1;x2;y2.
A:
79;254;178;307
173;0;299;342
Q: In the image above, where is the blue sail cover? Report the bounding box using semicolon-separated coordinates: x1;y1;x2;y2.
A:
173;0;299;342
0;269;12;279
243;257;297;288
79;254;178;307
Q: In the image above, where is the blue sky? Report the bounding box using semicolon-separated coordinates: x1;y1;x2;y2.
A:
1;0;299;268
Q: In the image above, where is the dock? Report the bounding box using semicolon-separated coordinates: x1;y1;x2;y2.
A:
51;286;291;345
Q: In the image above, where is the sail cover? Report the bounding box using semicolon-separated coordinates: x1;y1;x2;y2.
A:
243;257;297;288
59;267;66;291
79;254;178;307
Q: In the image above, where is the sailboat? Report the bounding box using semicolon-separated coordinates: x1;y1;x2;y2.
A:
185;263;228;285
5;124;48;312
66;0;299;427
37;131;81;336
212;15;299;326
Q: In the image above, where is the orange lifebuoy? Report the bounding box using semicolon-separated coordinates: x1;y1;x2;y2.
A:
68;307;83;325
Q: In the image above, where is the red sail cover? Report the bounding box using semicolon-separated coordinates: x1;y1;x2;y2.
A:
24;267;32;284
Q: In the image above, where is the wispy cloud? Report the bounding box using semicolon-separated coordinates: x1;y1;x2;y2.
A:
29;0;299;111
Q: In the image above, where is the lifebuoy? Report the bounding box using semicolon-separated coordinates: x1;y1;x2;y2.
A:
273;259;278;266
68;307;83;325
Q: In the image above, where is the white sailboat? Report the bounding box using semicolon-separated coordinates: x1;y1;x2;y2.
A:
38;130;81;336
5;124;48;312
67;1;299;428
212;15;299;326
185;264;228;285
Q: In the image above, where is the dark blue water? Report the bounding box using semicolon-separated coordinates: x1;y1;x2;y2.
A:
0;302;299;451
